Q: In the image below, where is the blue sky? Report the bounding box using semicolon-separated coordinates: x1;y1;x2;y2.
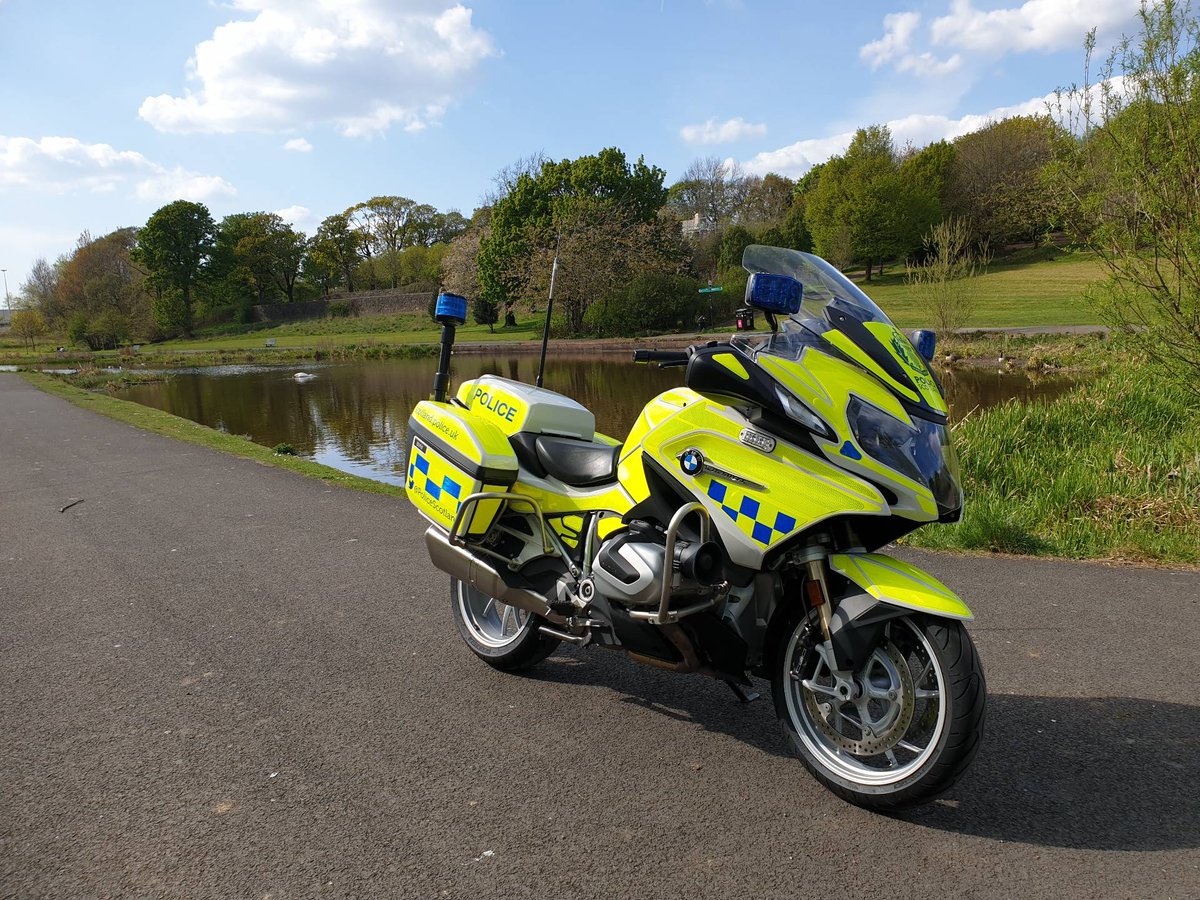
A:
0;0;1142;297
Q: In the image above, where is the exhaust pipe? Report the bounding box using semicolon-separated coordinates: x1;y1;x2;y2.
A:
424;527;565;624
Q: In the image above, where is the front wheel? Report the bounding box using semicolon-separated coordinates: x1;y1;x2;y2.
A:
773;612;985;811
450;578;559;671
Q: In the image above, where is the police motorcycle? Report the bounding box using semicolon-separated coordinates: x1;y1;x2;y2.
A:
406;245;985;809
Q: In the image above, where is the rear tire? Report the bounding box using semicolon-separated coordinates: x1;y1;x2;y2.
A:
450;578;560;671
772;611;985;811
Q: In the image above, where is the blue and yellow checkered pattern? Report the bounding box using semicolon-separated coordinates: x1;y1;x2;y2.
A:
707;479;797;546
406;441;470;531
408;451;463;505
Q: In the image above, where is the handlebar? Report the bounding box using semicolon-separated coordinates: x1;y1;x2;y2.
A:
632;349;690;368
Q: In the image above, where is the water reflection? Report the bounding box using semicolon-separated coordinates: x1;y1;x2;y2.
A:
116;354;1078;486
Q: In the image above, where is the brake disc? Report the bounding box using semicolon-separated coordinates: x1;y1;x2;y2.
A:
803;641;916;756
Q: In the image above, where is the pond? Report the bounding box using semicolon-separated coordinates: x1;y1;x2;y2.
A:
114;353;1079;486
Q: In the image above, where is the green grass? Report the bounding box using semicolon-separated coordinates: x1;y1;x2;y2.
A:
20;372;406;499
903;363;1200;565
0;251;1108;367
163;314;545;352
855;249;1106;328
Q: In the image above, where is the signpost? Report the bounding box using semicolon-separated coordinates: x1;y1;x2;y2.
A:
697;284;724;332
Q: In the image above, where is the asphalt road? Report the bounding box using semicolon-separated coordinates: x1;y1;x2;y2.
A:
2;373;1198;899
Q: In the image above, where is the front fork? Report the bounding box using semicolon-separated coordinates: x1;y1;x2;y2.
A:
798;547;862;704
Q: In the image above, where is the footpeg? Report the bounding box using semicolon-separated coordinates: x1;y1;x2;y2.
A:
726;681;760;704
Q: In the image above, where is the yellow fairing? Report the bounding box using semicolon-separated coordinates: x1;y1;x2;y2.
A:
756;352;939;521
406;401;516;537
634;391;887;568
823;324;948;416
830;553;972;620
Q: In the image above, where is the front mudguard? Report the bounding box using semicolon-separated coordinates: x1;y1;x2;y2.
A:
829;552;972;620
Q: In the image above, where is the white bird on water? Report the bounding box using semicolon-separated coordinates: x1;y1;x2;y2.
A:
293;371;317;382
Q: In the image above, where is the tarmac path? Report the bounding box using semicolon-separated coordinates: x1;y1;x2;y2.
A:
1;373;1198;899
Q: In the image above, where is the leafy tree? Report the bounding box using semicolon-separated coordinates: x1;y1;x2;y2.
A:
442;227;486;301
1048;0;1200;393
508;200;684;333
307;213;362;293
19;258;60;321
805;125;937;278
947;116;1065;245
718;225;756;273
740;173;796;226
10;308;47;349
584;272;700;337
132;200;216;335
478;147;669;317
472;294;499;331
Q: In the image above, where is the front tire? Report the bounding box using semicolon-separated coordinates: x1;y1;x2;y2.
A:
772;612;985;811
450;578;560;671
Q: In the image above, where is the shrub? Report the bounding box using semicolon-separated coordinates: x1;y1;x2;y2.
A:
272;442;297;455
327;301;352;318
585;273;701;337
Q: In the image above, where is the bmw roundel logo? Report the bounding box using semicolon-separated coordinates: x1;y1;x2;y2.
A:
680;448;704;476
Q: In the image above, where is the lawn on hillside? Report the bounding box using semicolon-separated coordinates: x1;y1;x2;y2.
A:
855;251;1105;328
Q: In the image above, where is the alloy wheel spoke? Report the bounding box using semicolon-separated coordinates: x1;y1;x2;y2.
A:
915;688;940;700
897;739;924;754
885;749;899;768
801;679;840;697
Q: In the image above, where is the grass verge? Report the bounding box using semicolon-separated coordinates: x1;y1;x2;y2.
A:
20;372;405;499
903;364;1200;565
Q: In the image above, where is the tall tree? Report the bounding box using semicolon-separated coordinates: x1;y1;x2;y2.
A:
308;213;362;293
478;147;669;316
805;125;937;279
947;115;1064;245
740;172;797;226
132;200;215;335
667;156;751;226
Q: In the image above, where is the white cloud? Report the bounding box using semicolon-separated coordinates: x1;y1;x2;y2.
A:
139;1;497;137
283;137;313;153
680;117;767;145
862;1;1139;77
741;87;1073;178
860;11;921;68
931;0;1139;55
0;135;236;202
273;204;317;232
896;52;963;77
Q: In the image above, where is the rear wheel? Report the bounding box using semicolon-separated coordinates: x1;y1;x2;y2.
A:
451;578;559;671
772;611;985;811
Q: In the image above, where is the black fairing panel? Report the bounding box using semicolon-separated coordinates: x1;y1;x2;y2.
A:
685;344;775;409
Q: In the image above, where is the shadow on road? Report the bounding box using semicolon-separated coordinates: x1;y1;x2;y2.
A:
909;693;1200;851
535;652;1199;851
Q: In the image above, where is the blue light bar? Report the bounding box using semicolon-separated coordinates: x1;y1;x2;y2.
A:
435;292;468;326
746;273;802;316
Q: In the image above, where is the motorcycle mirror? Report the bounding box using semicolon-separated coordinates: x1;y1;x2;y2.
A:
912;329;937;363
746;272;802;316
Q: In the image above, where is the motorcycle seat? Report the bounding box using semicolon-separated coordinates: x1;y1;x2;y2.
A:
531;434;621;487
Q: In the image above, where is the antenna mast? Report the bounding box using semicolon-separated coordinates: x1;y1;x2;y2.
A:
535;235;560;388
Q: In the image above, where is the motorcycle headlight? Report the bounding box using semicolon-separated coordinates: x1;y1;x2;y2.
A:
846;397;939;483
774;385;835;441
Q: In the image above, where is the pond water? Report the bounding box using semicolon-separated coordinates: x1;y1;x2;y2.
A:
115;353;1079;486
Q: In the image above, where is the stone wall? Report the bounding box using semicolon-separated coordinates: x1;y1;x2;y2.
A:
251;290;435;323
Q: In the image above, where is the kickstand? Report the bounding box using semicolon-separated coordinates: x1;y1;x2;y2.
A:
725;681;760;704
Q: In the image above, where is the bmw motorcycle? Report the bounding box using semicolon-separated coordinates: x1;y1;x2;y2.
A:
406;245;985;809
